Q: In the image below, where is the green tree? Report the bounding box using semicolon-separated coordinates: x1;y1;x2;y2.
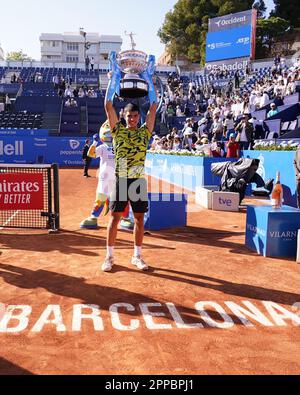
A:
158;0;255;65
271;0;300;28
255;16;290;58
6;50;33;61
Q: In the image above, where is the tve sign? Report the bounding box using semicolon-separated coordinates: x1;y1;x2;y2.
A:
212;192;240;212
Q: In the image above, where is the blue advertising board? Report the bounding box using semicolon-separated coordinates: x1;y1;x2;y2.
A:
245;205;300;258
77;76;99;85
0;135;99;167
145;154;234;191
0;129;49;137
206;25;252;62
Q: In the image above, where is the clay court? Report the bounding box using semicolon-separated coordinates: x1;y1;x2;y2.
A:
0;168;299;375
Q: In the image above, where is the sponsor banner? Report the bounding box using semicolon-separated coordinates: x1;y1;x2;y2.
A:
209;10;253;33
206;25;252;62
209;78;232;89
77;76;99;85
205;57;250;73
0;129;49;137
145;154;234;191
246;205;300;258
0;136;100;167
0;173;44;210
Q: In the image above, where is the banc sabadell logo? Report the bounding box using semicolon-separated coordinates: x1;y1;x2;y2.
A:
69;140;80;150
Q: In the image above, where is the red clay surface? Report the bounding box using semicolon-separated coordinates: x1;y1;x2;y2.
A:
0;168;299;375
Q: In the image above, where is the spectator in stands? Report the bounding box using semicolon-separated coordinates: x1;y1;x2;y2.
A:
85;56;90;71
249;90;257;113
70;98;78;108
82;139;92;177
53;75;59;90
226;134;240;159
190;117;199;133
211;138;224;158
183;103;191;117
259;90;269;108
176;105;183;117
267;103;279;118
166;105;175;127
11;73;17;83
160;102;167;124
223;113;235;140
211;114;223;141
78;87;86;98
73;87;79;98
90;57;95;71
173;136;182;151
88;88;96;98
64;85;73;98
60;78;66;92
150;136;161;150
273;93;284;108
170;127;180;138
197;118;208;137
65;98;72;107
166;134;174;150
195;137;212;156
0;75;5;84
5;94;11;112
183;120;194;150
235;114;254;151
234;71;240;89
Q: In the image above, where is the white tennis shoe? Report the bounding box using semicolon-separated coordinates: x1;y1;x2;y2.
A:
102;256;114;272
132;256;149;271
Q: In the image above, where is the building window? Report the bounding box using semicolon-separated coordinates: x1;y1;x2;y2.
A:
51;41;59;47
66;56;79;63
67;43;79;52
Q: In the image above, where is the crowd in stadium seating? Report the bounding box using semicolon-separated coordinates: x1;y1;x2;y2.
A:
152;57;300;157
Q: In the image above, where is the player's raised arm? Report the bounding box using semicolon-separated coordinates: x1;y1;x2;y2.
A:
105;51;121;131
140;55;158;135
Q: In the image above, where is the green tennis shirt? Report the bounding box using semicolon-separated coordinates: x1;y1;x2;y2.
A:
112;122;151;178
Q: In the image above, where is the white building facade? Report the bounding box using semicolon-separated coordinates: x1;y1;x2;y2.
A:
40;32;122;64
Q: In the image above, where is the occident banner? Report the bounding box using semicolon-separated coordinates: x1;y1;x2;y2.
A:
206;9;257;63
208;10;253;33
0;173;44;210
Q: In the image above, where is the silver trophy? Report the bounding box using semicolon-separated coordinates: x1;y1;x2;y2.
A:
117;32;149;98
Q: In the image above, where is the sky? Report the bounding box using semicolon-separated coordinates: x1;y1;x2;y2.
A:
0;0;275;60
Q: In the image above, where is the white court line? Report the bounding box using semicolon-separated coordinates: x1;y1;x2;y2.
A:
1;210;20;228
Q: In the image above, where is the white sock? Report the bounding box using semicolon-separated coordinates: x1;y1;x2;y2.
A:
107;246;114;258
134;246;142;258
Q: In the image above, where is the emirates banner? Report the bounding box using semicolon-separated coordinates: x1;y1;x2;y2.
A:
0;173;44;210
